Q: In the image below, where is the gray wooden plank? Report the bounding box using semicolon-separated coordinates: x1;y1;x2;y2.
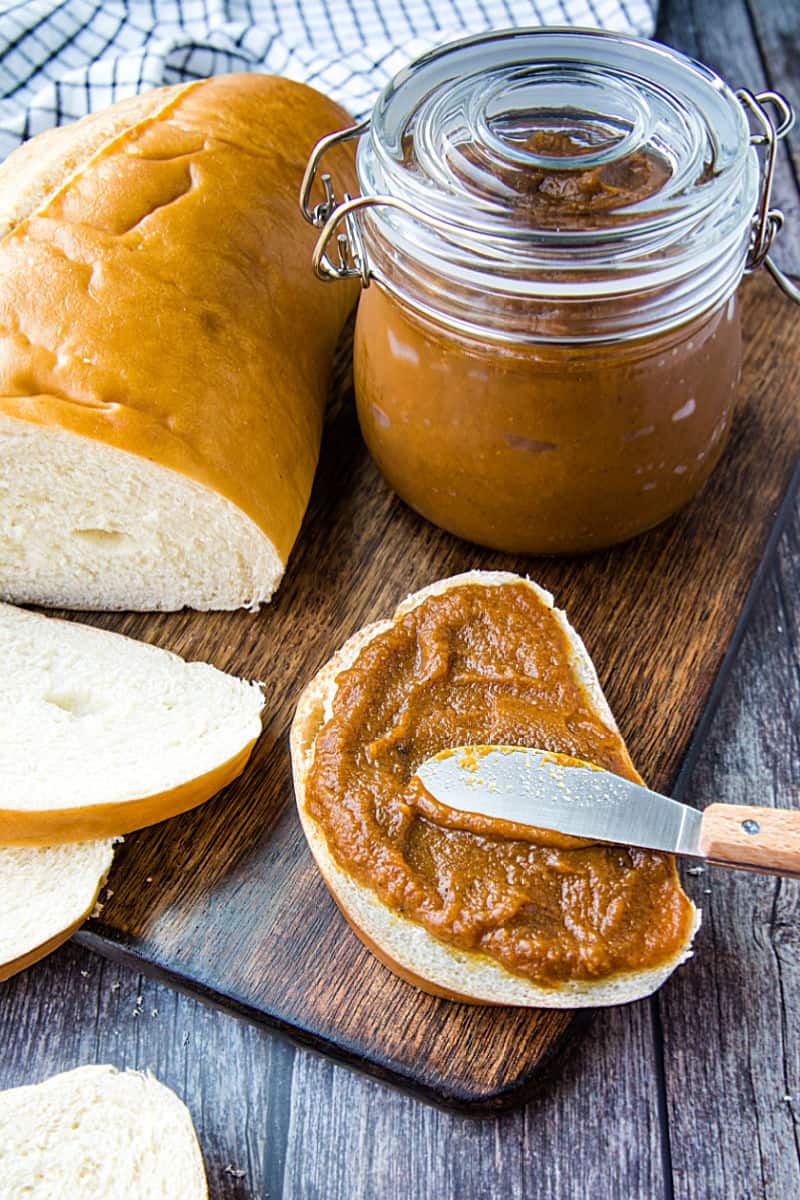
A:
0;943;295;1199
746;0;800;189
656;0;800;280
283;1000;667;1200
658;487;800;1200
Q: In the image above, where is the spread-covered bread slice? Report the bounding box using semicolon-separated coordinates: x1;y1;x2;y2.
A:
0;1065;207;1198
0;74;358;611
0;603;264;845
0;839;115;981
291;571;699;1006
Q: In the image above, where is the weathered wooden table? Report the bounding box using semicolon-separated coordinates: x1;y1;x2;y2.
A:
1;3;797;1196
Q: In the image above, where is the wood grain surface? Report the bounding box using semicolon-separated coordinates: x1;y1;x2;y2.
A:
52;265;797;1109
2;486;796;1198
659;501;800;1200
699;803;800;874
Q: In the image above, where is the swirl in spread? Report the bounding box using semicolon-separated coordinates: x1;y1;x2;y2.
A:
450;128;674;226
307;583;694;987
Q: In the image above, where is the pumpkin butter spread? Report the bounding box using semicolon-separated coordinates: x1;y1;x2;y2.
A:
306;582;694;988
455;129;673;226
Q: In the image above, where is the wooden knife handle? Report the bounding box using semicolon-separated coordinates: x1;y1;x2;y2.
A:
699;804;800;876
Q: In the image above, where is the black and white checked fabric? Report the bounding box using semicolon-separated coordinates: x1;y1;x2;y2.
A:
0;0;657;160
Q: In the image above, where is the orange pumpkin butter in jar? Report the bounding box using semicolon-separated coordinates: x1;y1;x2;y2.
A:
355;284;741;553
303;30;791;553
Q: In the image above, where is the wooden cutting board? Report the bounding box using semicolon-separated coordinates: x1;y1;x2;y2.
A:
73;271;798;1111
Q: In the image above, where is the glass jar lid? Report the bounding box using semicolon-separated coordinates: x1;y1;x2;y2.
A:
301;29;796;341
365;28;750;245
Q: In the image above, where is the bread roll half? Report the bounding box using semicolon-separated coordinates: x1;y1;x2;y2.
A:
0;603;264;845
0;74;358;611
291;571;699;1007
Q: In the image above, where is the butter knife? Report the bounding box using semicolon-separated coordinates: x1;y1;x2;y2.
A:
415;746;800;877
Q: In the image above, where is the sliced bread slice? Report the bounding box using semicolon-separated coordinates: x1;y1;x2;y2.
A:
0;603;264;844
291;570;700;1007
0;840;114;981
0;1065;207;1199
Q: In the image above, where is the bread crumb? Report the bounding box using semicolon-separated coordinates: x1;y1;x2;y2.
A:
182;1031;190;1047
151;1008;159;1018
224;1166;246;1178
80;970;89;977
686;866;705;876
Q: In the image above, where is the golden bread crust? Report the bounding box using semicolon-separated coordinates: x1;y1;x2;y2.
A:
0;74;358;564
0;736;258;846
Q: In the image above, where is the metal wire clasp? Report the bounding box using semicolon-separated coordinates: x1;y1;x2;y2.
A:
299;119;374;284
299;118;369;226
737;88;799;303
311;193;466;286
300;120;440;287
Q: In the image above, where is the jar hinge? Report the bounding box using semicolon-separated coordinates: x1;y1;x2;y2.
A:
737;88;799;303
311;193;476;286
300;119;444;287
299;118;369;226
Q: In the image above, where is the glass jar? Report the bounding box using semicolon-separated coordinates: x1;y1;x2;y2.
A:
301;29;796;553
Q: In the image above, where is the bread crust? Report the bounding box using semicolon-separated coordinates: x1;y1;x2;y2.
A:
291;571;700;1007
0;921;91;982
0;738;257;846
0;85;198;239
0;602;265;844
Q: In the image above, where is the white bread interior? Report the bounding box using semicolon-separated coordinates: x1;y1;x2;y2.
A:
0;602;264;844
0;839;115;981
0;1065;207;1199
0;414;282;611
291;570;700;1008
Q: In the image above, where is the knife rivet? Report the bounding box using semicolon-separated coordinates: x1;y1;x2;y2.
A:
742;819;760;835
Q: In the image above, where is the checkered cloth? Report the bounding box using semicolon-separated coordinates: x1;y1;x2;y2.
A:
0;0;657;160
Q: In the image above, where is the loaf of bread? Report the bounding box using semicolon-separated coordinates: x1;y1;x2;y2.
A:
0;1065;207;1198
0;74;358;611
0;839;114;981
291;571;700;1006
0;602;264;844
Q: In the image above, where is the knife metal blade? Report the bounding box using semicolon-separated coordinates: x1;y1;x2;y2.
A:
415;746;704;858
